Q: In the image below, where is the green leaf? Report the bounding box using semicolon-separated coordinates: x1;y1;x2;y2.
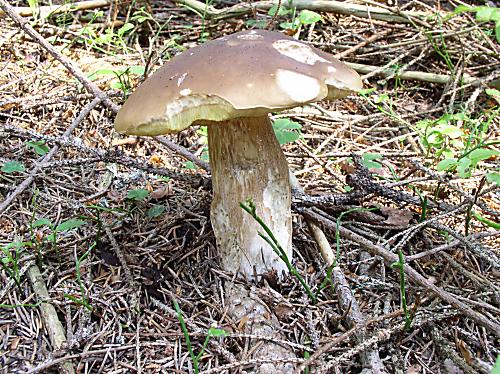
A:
147;204;165;218
475;6;496;22
127;189;150;201
359;88;376;96
1;161;25;173
361;153;383;169
373;93;389;104
208;327;228;337
495;20;500;42
467;148;498;166
26;140;49;156
437;158;458;171
280;21;297;30
268;4;291;16
127;66;145;75
273;118;302;145
298;10;322;25
492;355;500;374
486;88;500;104
32;218;52;227
117;22;134;37
457;157;471;178
183;161;197;170
55;219;86;232
486;172;500;185
437;124;463;139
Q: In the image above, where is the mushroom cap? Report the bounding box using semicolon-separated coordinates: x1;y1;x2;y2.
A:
115;30;362;136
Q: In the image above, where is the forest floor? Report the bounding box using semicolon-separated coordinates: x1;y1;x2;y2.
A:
0;0;499;373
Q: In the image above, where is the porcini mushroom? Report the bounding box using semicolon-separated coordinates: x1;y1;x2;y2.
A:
115;30;362;280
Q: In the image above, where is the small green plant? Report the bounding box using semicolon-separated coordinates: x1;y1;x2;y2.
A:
416;111;499;179
240;199;316;303
359;88;410;127
391;250;413;330
453;5;500;42
26;140;49;156
268;5;323;31
173;299;227;374
0;241;26;290
79;12;135;54
272;118;302;145
126;188;150;201
88;66;145;96
360;153;383;169
30;217;87;262
27;0;39;20
147;204;165;218
64;244;94;311
1;161;25;173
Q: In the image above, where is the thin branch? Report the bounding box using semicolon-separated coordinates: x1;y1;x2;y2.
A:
0;97;102;215
0;0;110;17
301;208;500;338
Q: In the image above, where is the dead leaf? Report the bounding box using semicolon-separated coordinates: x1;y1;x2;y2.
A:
380;206;413;226
150;185;172;200
237;315;249;331
339;160;356;174
274;304;294;321
456;339;473;365
10;336;20;350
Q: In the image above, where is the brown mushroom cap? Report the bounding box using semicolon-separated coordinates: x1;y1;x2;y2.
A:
115;29;362;136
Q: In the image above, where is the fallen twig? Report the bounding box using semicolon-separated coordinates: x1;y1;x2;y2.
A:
301;208;500;338
174;0;439;23
0;97;102;216
27;265;75;374
0;0;110;17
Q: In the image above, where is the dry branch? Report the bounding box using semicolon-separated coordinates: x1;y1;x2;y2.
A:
27;265;75;374
0;98;102;215
301;208;500;338
174;0;438;23
347;62;482;86
0;0;110;17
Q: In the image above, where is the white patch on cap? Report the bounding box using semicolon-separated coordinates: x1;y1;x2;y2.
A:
328;66;336;73
276;69;321;103
273;40;330;65
179;88;192;96
236;33;263;40
177;72;187;86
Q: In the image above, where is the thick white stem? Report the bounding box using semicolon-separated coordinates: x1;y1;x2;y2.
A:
208;116;292;279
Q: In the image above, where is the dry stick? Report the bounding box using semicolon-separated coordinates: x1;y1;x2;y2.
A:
0;97;102;216
301;209;500;338
103;226;139;311
333;267;387;374
0;0;118;113
0;0;110;17
154;136;211;171
335;29;392;59
27;265;75;374
347;62;482;86
173;0;437;23
150;297;237;364
291;173;386;372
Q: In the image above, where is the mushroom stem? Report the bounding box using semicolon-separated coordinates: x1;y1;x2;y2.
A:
208;116;292;279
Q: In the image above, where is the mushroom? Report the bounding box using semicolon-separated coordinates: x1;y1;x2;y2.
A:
115;30;362;280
